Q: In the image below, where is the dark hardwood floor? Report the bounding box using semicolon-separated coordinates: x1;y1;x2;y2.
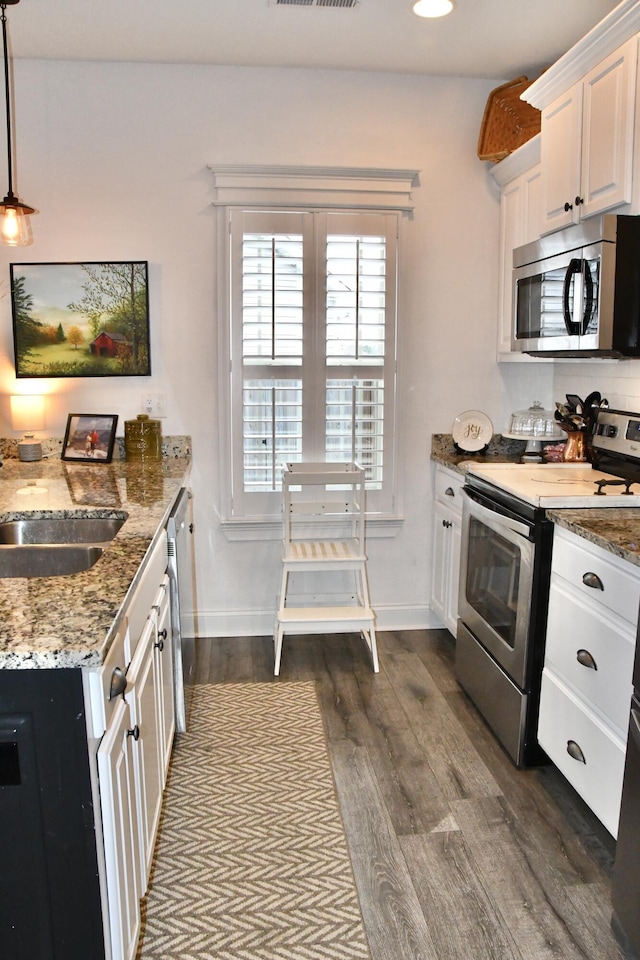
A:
194;629;634;960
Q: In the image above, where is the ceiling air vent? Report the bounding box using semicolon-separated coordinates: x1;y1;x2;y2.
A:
270;0;359;7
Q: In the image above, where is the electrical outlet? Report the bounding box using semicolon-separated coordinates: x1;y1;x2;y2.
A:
141;393;167;418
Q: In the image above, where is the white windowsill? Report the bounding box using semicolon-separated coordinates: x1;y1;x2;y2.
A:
221;514;404;542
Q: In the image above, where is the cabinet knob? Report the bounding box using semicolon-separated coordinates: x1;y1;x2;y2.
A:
444;486;455;497
109;666;127;701
442;519;452;528
582;571;604;591
127;725;140;741
154;627;167;651
576;648;598;670
566;740;586;764
575;196;584;206
564;201;573;212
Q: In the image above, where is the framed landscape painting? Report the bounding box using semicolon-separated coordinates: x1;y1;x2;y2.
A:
11;261;151;378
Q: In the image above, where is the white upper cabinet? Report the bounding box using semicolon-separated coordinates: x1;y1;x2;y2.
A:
491;135;543;359
541;38;638;233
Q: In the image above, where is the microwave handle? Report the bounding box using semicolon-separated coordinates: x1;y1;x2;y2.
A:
563;258;582;336
580;258;595;334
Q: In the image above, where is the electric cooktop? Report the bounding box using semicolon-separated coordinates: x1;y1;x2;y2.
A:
466;408;640;509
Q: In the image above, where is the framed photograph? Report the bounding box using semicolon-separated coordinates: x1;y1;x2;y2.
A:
61;414;118;463
10;261;150;378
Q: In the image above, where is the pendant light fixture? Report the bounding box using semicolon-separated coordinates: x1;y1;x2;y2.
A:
412;0;455;18
0;0;34;246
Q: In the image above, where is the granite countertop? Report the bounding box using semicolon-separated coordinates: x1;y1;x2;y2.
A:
431;433;526;473
546;508;640;569
0;454;191;670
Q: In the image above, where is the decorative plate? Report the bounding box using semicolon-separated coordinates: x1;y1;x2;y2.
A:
452;410;494;452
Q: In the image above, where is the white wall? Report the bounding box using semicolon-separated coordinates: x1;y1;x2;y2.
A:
0;59;555;635
553;360;640;414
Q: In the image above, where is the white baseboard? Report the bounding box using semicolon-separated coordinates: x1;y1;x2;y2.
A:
193;603;444;638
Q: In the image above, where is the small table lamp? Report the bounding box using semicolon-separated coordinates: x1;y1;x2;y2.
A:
11;395;45;461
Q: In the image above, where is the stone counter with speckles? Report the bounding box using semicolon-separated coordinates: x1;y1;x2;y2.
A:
431;433;527;473
545;508;640;568
0;454;191;669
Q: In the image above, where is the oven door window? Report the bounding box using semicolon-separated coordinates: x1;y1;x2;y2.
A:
466;516;521;649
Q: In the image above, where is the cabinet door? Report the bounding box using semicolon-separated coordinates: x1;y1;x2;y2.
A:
153;576;175;785
445;513;462;636
431;499;450;627
522;163;543;244
432;499;461;636
541;83;583;233
97;698;141;960
497;177;524;354
581;38;637;218
128;618;163;893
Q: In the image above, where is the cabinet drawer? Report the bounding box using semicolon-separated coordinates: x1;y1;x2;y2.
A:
538;669;626;837
551;527;640;624
434;467;464;514
546;578;635;736
127;531;168;653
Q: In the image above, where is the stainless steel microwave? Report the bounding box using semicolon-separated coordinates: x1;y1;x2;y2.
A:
512;214;640;358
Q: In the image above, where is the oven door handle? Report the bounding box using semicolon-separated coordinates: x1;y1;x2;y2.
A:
462;488;533;541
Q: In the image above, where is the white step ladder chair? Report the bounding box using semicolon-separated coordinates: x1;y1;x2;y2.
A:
274;461;379;676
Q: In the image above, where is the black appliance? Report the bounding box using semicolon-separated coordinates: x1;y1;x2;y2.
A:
512;214;640;357
457;408;640;767
612;620;640;957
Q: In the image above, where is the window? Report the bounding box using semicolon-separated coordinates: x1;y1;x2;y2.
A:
212;165;417;525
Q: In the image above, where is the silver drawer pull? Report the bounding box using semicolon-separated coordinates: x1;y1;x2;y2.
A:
582;571;604;591
444;486;455;497
567;740;586;764
576;649;598;670
109;666;127;700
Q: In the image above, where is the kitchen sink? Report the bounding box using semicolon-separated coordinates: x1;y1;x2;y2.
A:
0;515;127;578
0;544;105;578
0;516;125;545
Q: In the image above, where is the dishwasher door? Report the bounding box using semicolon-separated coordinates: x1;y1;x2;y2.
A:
167;488;196;733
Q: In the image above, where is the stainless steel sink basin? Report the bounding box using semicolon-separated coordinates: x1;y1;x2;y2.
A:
0;516;125;545
0;544;104;578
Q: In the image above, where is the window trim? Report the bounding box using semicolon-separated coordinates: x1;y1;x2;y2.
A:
212;165;418;535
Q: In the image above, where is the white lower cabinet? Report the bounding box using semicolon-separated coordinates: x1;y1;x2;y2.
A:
538;671;626;836
538;525;639;837
94;535;175;960
431;465;464;635
128;575;174;889
98;699;143;960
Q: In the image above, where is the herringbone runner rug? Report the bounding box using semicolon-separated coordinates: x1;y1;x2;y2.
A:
137;682;371;960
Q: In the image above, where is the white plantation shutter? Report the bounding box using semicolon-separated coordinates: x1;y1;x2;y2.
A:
226;207;398;518
214;162;416;525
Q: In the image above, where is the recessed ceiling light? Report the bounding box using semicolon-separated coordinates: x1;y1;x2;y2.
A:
412;0;455;18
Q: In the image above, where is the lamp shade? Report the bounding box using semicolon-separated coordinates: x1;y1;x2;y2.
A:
10;394;45;432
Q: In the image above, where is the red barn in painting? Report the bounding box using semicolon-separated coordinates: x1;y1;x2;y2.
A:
89;331;129;357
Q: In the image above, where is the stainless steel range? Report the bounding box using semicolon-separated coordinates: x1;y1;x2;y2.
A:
456;407;640;767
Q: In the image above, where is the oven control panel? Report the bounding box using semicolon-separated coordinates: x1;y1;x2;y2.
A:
593;409;640;458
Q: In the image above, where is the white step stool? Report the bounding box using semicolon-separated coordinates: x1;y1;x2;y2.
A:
274;461;379;676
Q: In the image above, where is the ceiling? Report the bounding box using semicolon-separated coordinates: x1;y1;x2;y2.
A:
5;0;622;80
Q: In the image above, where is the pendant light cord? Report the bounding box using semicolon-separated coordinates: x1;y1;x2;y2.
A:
1;4;14;199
